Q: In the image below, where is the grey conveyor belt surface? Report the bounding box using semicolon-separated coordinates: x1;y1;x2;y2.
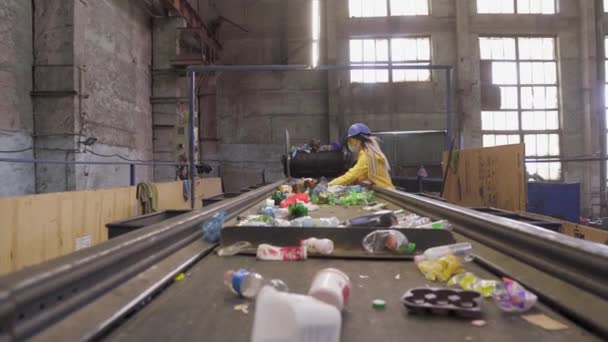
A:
107;253;599;342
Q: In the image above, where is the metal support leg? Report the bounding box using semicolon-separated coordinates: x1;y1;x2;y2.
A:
130;164;136;186
188;71;197;209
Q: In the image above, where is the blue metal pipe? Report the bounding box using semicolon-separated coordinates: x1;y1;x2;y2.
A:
0;157;204;167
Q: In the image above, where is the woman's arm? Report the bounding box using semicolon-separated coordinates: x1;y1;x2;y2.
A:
329;152;369;186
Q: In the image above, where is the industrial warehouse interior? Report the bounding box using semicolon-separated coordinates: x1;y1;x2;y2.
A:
1;0;607;341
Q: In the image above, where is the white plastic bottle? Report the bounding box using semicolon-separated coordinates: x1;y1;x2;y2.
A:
302;238;334;255
224;269;264;298
414;242;473;263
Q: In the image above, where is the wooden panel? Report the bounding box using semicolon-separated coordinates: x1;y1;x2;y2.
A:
442;144;526;211
0;178;223;275
519;211;608;245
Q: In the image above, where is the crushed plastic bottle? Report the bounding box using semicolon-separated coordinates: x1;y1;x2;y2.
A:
492;277;537;312
416;254;464;282
217;241;252;256
312;217;341;227
289;216;314;227
201;211;226;243
414;242;473;263
224;269;289;298
447;272;499;297
302;238;334;255
393;214;432;228
416;220;453;230
224;269;265;298
362;230;416;254
348;211;398;227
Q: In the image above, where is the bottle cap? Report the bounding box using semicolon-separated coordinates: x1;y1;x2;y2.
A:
372;299;386;310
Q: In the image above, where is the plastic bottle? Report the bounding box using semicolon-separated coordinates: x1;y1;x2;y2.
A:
312;217;340;227
290;216;314;227
348;211;398;227
302;238;334;255
201;211;226;243
224;269;265;298
217;241;251;256
224;269;290;298
414;242;473;263
416;220;452;230
361;230;416;254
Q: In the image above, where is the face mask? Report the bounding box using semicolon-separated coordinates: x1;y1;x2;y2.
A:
347;138;361;153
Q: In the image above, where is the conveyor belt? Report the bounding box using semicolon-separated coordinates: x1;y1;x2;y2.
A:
107;254;599;342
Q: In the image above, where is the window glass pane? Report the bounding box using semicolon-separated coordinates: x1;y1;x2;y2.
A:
477;0;514;14
349;0;362;17
482;111;494;130
374;0;388;16
492;62;517;85
363;40;376;62
519;38;554;60
391;39;407;61
548;162;561;180
351;70;363;83
483;134;496;147
350;40;363;62
549;134;560;155
417;38;431;60
500;87;519;109
376;39;389;61
495;135;509;146
546;110;559;129
508;134;521;144
390;0;429;15
524;134;537;156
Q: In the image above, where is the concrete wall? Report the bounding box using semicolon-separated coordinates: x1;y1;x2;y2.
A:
0;0;35;196
215;0;329;192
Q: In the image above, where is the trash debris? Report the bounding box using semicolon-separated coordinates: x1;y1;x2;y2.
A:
234;303;249;314
271;191;285;206
349;211;398;227
312;217;341;227
237;214;274;227
358;275;370;279
217;241;252;257
395;274;401;280
257;243;308;261
522;314;568;331
416;220;453;230
393;214;432;228
363;203;388;211
417;254;464;282
447;272;499;297
308;268;352;311
265;198;275;207
302;238;334;255
268;279;290;293
492;278;537;313
372;299;386;310
280;193;310;208
288;203;309;218
401;287;483;318
174;273;185;282
201;211;226;243
290;216;314;227
414;242;473;264
338;189;375;206
224;269;265;298
362;229;416;254
251;286;341;342
471;320;486;327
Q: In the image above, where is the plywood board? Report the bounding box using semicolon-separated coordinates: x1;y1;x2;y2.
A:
442;144;526;211
0;177;223;275
519;211;608;245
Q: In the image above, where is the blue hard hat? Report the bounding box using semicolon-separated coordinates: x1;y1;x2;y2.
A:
347;123;371;138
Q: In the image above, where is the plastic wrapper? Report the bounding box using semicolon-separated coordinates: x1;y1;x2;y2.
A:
201;211;226;242
312;217;341;227
417;254;464;282
237;215;274;227
362;230;416;254
492;277;537;312
417;220;453;230
217;241;252;256
288;203;309;218
280;193;310;208
447;272;499;297
338;190;375;206
289;216;314;227
393;214;432;228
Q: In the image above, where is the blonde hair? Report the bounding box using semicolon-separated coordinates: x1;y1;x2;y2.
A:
361;135;391;177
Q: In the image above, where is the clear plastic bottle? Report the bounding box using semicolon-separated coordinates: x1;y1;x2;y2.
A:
362;230;416;254
302;238;334;255
224;269;288;298
224;269;264;298
414;242;473;263
312;217;340;227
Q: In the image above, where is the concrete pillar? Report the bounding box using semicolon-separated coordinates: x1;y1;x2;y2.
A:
0;0;35;196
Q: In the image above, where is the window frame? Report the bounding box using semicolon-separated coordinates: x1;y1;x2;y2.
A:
348;0;430;18
476;0;559;14
479;35;562;180
349;36;432;84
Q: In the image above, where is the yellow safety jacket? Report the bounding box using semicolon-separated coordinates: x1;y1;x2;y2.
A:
330;149;395;189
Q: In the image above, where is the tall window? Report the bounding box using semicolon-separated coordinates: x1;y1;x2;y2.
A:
477;0;557;14
349;0;429;17
349;37;431;83
312;0;320;67
480;37;561;180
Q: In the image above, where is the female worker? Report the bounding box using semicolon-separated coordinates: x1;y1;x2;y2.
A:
329;123;395;189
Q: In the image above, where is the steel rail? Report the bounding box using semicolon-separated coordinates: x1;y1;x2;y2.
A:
0;181;283;341
374;186;608;300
